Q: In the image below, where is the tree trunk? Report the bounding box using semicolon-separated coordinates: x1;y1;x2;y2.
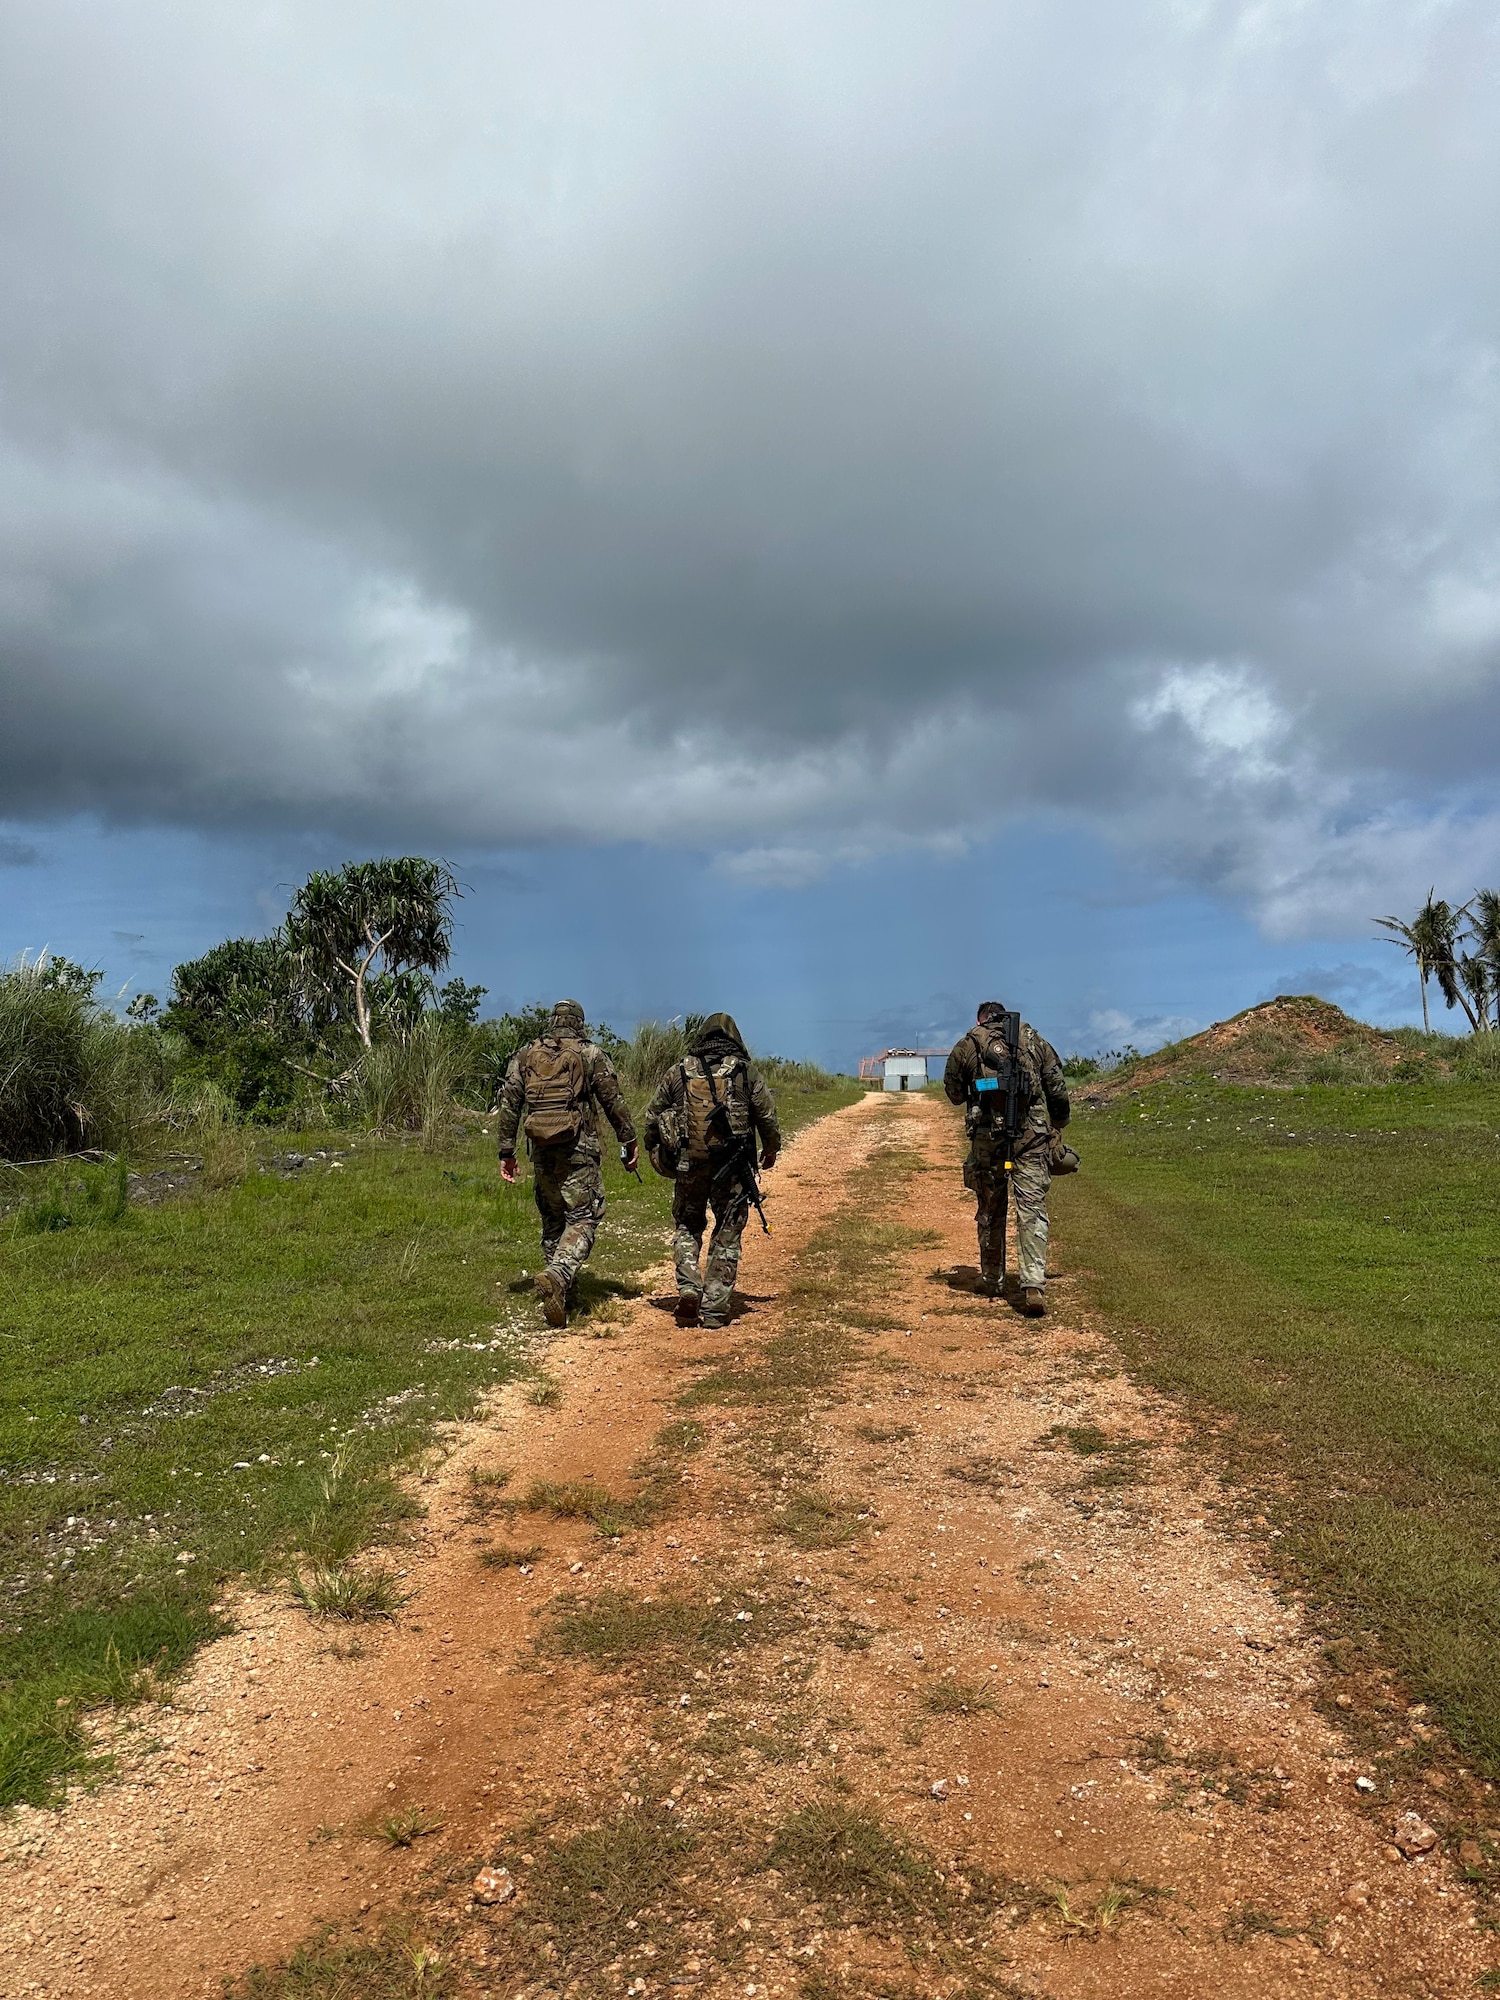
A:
1420;972;1429;1033
350;925;393;1048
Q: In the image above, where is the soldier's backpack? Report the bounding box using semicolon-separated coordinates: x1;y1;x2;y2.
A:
519;1035;588;1147
680;1055;747;1164
969;1023;1039;1133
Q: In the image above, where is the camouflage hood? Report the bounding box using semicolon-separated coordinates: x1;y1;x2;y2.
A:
688;1011;748;1064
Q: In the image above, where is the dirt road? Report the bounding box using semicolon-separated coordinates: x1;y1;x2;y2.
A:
4;1092;1494;1998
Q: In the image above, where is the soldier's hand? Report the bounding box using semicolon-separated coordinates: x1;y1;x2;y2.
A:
622;1142;639;1174
499;1154;519;1184
760;1150;778;1172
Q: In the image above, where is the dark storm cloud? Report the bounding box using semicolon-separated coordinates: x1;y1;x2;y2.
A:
3;1;1500;930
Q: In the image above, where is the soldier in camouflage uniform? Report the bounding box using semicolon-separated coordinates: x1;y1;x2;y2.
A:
943;1000;1070;1314
643;1012;780;1329
495;999;638;1328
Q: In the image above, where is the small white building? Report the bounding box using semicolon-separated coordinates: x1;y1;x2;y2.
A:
882;1052;929;1092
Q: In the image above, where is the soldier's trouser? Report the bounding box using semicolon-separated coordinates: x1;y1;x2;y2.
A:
532;1141;606;1290
965;1141;1050;1289
672;1166;750;1321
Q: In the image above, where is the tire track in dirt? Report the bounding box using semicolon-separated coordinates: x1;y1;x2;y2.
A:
2;1092;1494;1998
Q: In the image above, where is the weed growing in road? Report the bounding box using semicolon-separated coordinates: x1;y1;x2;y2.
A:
944;1455;1012;1492
228;1921;455;1997
530;1811;697;1953
923;1677;997;1716
544;1585;789;1674
289;1560;407;1621
772;1487;867;1549
377;1805;445;1848
1047;1878;1166;1939
524;1479;643;1536
477;1541;542;1569
1221;1902;1303;1944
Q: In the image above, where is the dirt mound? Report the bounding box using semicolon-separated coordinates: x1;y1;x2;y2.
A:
1089;994;1404;1098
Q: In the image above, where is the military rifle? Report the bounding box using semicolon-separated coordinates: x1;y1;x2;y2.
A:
969;1009;1024;1175
709;1131;771;1234
703;1090;771;1234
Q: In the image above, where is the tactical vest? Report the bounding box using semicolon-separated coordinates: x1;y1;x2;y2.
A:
680;1054;749;1164
519;1035;587;1147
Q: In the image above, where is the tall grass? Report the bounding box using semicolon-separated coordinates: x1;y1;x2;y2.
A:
352;1016;478;1146
613;1019;693;1094
0;961;163;1161
611;1021;839;1097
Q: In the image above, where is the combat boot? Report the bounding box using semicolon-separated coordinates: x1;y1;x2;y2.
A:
1021;1287;1046;1317
535;1269;568;1328
977;1267;1003;1299
675;1293;701;1327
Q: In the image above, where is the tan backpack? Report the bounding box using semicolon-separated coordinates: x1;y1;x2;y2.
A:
519;1036;587;1147
680;1055;746;1164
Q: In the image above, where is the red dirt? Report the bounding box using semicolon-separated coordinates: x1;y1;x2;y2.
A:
2;1092;1492;1998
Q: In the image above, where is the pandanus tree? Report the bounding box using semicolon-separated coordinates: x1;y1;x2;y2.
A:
286;857;460;1047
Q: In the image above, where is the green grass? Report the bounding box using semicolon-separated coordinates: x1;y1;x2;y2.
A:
529;1811;696;1954
0;1075;862;1809
1055;1074;1500;1771
766;1802;960;1924
922;1676;997;1716
228;1922;456;1997
543;1585;787;1671
287;1560;409;1621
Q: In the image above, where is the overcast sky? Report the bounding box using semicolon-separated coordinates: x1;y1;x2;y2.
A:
4;2;1499;1060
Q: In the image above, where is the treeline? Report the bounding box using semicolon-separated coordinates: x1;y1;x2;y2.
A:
1;857;832;1162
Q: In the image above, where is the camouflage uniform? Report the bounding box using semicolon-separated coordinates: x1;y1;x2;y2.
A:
643;1013;780;1327
943;1013;1069;1296
494;1000;636;1304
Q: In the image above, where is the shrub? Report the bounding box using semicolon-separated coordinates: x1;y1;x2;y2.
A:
0;959;164;1161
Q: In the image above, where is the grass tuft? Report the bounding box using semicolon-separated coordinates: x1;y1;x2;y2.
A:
772;1488;867;1550
523;1478;650;1537
544;1586;785;1671
478;1541;543;1569
767;1802;951;1922
288;1561;408;1622
376;1805;445;1848
530;1810;696;1953
923;1677;997;1716
226;1921;455;1997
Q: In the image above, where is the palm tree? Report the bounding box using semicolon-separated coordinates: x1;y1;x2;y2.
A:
1377;896;1439;1031
1376;892;1473;1032
1465;890;1500;1031
1428;895;1481;1031
1459;952;1493;1032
